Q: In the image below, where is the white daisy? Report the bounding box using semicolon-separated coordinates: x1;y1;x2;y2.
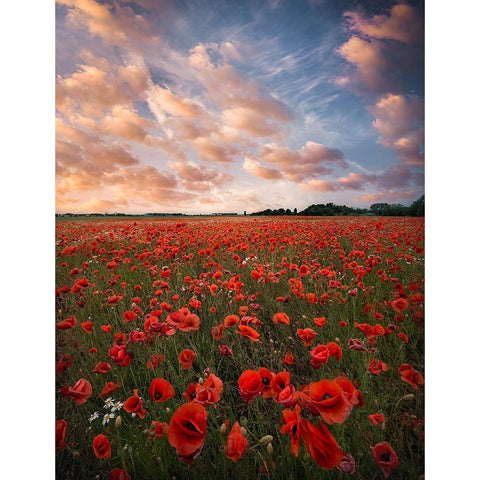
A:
102;412;115;425
104;397;114;408
111;400;123;412
88;411;99;423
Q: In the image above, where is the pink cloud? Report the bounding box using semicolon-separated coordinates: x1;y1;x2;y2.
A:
369;94;424;166
299;179;338;192
357;189;417;204
168;161;234;190
257;141;347;182
242;157;283;180
344;3;423;44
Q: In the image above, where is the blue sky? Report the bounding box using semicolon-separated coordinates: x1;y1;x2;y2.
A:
55;0;424;213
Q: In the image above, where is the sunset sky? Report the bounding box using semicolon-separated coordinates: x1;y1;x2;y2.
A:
55;0;424;214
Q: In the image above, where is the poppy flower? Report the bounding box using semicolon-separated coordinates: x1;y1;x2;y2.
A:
56;354;73;373
273;312;290;325
123;310;138;322
226;421;249;462
101;324;112;333
97;381;122;398
398;364;424;390
81;320;93;333
297;328;317;347
211;324;224;340
178;349;196;369
314;317;326;328
148;378;175;403
238;369;263;403
123;389;147;419
326;342;342;360
337;453;356;474
283;354;295;365
280;404;302;456
236;325;260;342
56;316;77;330
93;434;111;459
147;354;165;370
371;441;399;478
197;373;223;405
167;402;207;465
391;298;409;313
224;314;240;327
148;421;169;439
93;362;111;374
301;379;353;424
55;420;67;451
368;413;385;425
61;378;92;405
310;344;330;368
109;468;131;480
219;345;233;356
299;418;343;470
368;359;389;375
166;308;201;332
108;343;133;367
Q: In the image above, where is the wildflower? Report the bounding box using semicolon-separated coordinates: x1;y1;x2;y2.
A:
272;312;290;325
368;413;386;425
55;420;68;451
398;364;424;390
167;402;207;465
297;328;317;347
226;421;249;462
178;349;196;369
88;411;100;423
371;442;399;478
104;397;114;409
109;468;131;480
111;400;123;412
236;325;260;342
123;389;147;419
102;412;115;425
61;378;92;405
93;434;111;459
219;345;233;356
148;378;175;403
97;381;122;398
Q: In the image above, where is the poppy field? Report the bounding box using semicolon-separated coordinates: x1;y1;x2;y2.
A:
55;216;424;479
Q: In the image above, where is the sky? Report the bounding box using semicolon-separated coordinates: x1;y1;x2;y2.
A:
55;0;425;214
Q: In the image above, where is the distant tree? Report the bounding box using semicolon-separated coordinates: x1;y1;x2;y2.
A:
244;210;246;216
286;208;291;215
293;207;297;215
408;195;425;217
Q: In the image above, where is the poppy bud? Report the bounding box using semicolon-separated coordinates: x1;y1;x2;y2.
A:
240;427;247;436
115;416;122;429
401;394;415;402
198;377;204;386
220;423;228;435
259;435;273;446
266;443;273;456
335;337;340;343
166;407;171;415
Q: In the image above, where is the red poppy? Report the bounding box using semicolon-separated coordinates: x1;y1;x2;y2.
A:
93;434;111;459
224;315;240;327
371;441;399;478
61;378;92;405
109;468;131;480
148;421;169;439
101;324;112;333
280;404;302;456
273;312;290;325
167;402;207;465
97;381;122;398
197;373;223;405
299;418;343;470
219;345;233;356
301;379;353;425
368;413;385;425
283;353;295;365
147;354;165;370
56;316;77;330
398;364;424;390
123;389;147;419
55;420;67;451
226;421;249;462
166;308;201;332
310;344;330;368
368;359;389;375
178;349;196;369
314;317;326;327
93;362;111;374
55;354;73;373
148;378;175;403
397;332;409;343
108;343;133;367
236;325;260;342
81;320;93;333
326;342;342;360
297;328;317;347
123;310;138;322
211;324;224;340
391;298;409;313
238;369;263;403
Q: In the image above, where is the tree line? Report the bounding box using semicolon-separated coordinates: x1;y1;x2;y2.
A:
250;195;424;217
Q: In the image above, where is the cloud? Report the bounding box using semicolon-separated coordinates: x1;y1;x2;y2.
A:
168;161;234;191
56;0;160;48
356;189;417;205
242;157;283;180
344;3;423;44
369;93;424;166
255;141;347;182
